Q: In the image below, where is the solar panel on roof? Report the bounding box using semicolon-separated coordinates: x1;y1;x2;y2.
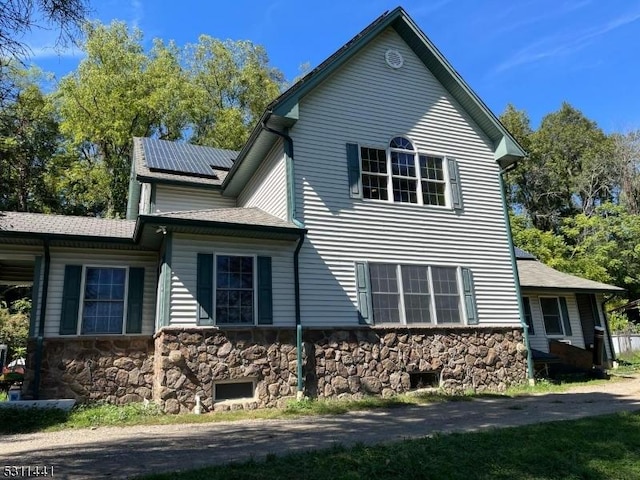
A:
142;138;237;178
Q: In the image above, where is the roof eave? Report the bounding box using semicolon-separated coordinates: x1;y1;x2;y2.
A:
136;174;224;190
0;230;136;246
136;214;305;241
520;285;625;294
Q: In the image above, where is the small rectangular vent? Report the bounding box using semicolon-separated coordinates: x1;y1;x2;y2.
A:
410;371;440;390
214;381;255;401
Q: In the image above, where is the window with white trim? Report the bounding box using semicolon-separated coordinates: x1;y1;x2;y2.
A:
369;263;462;324
81;267;127;334
361;136;447;206
215;255;255;325
540;297;567;336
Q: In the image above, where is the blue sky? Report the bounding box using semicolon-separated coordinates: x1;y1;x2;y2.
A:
23;0;640;133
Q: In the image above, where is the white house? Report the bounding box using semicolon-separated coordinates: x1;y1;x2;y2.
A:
0;7;533;413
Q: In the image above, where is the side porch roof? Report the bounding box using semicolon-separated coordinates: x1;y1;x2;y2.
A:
516;248;623;293
0;208;304;251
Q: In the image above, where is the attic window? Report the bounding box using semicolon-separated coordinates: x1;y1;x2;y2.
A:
385;49;404;69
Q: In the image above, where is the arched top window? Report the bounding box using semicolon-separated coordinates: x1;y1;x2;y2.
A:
354;135;458;208
389;136;414;151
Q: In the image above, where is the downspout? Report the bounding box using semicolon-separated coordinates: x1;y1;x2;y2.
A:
601;294;617;366
33;240;51;399
294;233;305;399
498;165;535;384
260;112;306;398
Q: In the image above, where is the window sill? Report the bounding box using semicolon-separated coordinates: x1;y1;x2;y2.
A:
359;198;453;211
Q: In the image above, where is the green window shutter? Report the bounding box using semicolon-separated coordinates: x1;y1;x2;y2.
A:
60;265;82;335
589;294;602;327
29;255;43;338
126;267;145;334
355;261;373;325
257;256;273;325
461;267;478;325
447;158;463;211
559;297;572;336
197;253;214;325
346;143;362;199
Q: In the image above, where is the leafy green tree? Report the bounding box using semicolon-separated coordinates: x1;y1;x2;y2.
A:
0;299;30;361
0;69;60;212
510;213;570;270
185;37;284;149
56;22;187;217
532;103;614;219
562;203;640;298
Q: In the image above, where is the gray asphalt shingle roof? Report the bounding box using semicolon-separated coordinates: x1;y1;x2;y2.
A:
517;258;623;292
151;208;299;230
0;211;135;238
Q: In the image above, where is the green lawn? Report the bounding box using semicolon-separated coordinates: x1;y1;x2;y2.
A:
616;351;640;374
140;411;640;480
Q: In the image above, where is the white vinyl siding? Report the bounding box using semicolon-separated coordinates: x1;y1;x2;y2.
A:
237;140;288;220
290;27;519;327
169;233;295;327
521;291;585;352
41;248;157;337
139;182;151;214
153;184;236;213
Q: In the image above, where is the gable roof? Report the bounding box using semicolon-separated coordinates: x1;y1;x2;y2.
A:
133;137;237;187
516;248;623;293
223;7;526;195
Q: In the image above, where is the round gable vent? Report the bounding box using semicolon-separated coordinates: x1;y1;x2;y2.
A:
385;49;404;69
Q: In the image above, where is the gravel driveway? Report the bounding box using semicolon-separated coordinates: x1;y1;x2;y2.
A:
2;375;640;480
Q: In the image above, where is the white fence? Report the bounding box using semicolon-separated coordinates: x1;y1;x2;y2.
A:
611;334;640;355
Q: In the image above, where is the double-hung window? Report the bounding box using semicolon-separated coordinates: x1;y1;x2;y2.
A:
58;264;144;336
197;253;273;326
540;297;572;337
368;263;463;325
215;255;255;325
359;137;448;207
82;267;127;334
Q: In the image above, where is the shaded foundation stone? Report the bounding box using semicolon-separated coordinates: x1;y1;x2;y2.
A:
25;326;527;413
24;337;154;403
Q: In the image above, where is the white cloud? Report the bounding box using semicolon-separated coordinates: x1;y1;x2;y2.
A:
494;8;640;74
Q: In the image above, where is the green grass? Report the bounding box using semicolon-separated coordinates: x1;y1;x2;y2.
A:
0;374;633;435
615;351;640;374
140;411;640;480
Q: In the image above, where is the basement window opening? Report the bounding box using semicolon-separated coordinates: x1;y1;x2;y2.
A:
409;371;440;390
213;380;255;402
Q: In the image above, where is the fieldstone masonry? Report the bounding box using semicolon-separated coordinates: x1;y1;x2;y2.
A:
24;337;154;403
26;326;527;412
153;328;299;414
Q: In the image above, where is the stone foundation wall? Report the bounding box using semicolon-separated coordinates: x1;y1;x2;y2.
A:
25;326;527;411
153;328;298;414
305;328;527;398
24;337;154;403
